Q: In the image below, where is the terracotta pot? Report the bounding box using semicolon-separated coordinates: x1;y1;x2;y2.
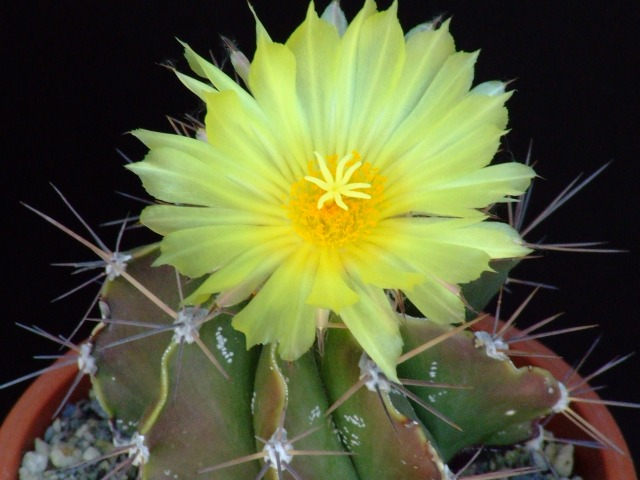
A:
0;356;90;480
473;316;637;479
0;329;636;480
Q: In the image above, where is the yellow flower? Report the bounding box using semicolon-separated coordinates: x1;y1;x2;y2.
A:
127;0;534;380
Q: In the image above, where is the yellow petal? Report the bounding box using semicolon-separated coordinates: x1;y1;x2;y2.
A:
373;51;478;170
370;222;492;284
384;162;535;218
340;281;403;382
173;70;216;100
155;225;291;278
128;137;285;216
435;221;531;259
204;90;291;194
141;205;285;236
365;19;456;158
286;3;341;152
232;248;316;361
380;92;510;186
335;2;406;155
188;235;296;298
343;242;425;290
248;39;310;179
404;276;465;325
305;249;359;312
180;40;251;99
382;124;506;216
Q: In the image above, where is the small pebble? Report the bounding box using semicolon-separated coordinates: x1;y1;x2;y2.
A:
552;443;575;477
82;446;101;462
21;451;48;473
19;392;138;480
50;444;81;468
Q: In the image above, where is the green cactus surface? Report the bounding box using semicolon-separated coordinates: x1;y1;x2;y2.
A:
84;246;566;479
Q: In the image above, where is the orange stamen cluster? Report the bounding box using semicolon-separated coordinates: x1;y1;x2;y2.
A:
288;151;384;248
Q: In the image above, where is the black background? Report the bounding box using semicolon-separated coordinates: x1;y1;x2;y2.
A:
2;0;639;472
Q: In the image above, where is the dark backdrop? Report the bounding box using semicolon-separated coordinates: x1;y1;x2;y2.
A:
3;0;639;471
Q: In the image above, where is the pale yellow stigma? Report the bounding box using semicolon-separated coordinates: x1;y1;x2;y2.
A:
304;152;372;210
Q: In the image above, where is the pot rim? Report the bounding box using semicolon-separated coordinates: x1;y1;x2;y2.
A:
0;354;89;480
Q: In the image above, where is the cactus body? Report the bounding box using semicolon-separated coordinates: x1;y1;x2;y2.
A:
87;246;563;479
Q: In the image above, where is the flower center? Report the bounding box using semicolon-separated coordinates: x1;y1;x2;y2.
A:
288;151;384;247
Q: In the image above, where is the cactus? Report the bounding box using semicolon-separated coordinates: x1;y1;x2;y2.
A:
85;244;563;479
4;1;636;479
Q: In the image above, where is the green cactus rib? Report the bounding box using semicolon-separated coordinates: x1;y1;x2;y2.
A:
320;328;448;480
142;316;261;479
252;344;359;479
89;247;563;479
399;316;562;461
92;245;177;426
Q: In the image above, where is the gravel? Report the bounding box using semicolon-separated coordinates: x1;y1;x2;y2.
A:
19;392;138;480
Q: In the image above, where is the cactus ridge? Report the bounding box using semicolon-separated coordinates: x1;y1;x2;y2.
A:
68;245;568;479
3;183;637;479
6;182;635;479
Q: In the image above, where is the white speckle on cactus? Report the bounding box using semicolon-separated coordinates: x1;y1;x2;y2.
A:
77;342;97;376
105;251;133;281
473;331;509;360
99;300;111;319
358;353;392;393
263;427;294;470
251;390;256;414
429;361;438;379
343;414;366;428
338;424;362;449
215;326;235;363
173;307;208;344
308;405;321;424
404;420;419;429
428;394;436;403
505;409;516;416
552;382;570;412
115;418;138;432
337;430;350;451
113;432;149;467
129;433;149;467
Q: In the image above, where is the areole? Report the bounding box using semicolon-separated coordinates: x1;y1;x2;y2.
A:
1;325;636;480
